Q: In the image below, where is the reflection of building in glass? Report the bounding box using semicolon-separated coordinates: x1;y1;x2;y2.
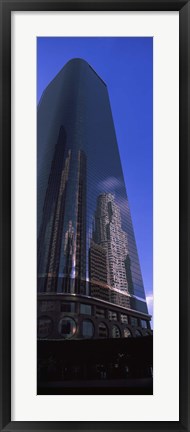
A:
91;193;133;302
89;240;109;301
109;288;131;309
37;127;70;293
62;152;86;294
38;144;86;295
37;58;152;340
63;219;75;292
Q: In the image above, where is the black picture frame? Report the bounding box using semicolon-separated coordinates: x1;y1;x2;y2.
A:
0;0;189;431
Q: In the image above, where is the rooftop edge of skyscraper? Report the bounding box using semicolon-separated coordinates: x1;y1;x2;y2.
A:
38;57;107;107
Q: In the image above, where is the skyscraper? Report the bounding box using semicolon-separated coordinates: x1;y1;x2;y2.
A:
37;58;152;340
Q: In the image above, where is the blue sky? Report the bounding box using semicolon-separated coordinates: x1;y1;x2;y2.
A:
37;37;153;318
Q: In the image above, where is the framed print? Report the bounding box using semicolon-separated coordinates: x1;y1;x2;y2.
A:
0;0;189;431
36;35;153;397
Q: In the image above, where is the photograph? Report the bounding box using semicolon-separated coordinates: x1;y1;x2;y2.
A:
37;37;153;395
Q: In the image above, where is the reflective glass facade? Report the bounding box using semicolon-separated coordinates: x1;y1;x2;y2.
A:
37;58;148;315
